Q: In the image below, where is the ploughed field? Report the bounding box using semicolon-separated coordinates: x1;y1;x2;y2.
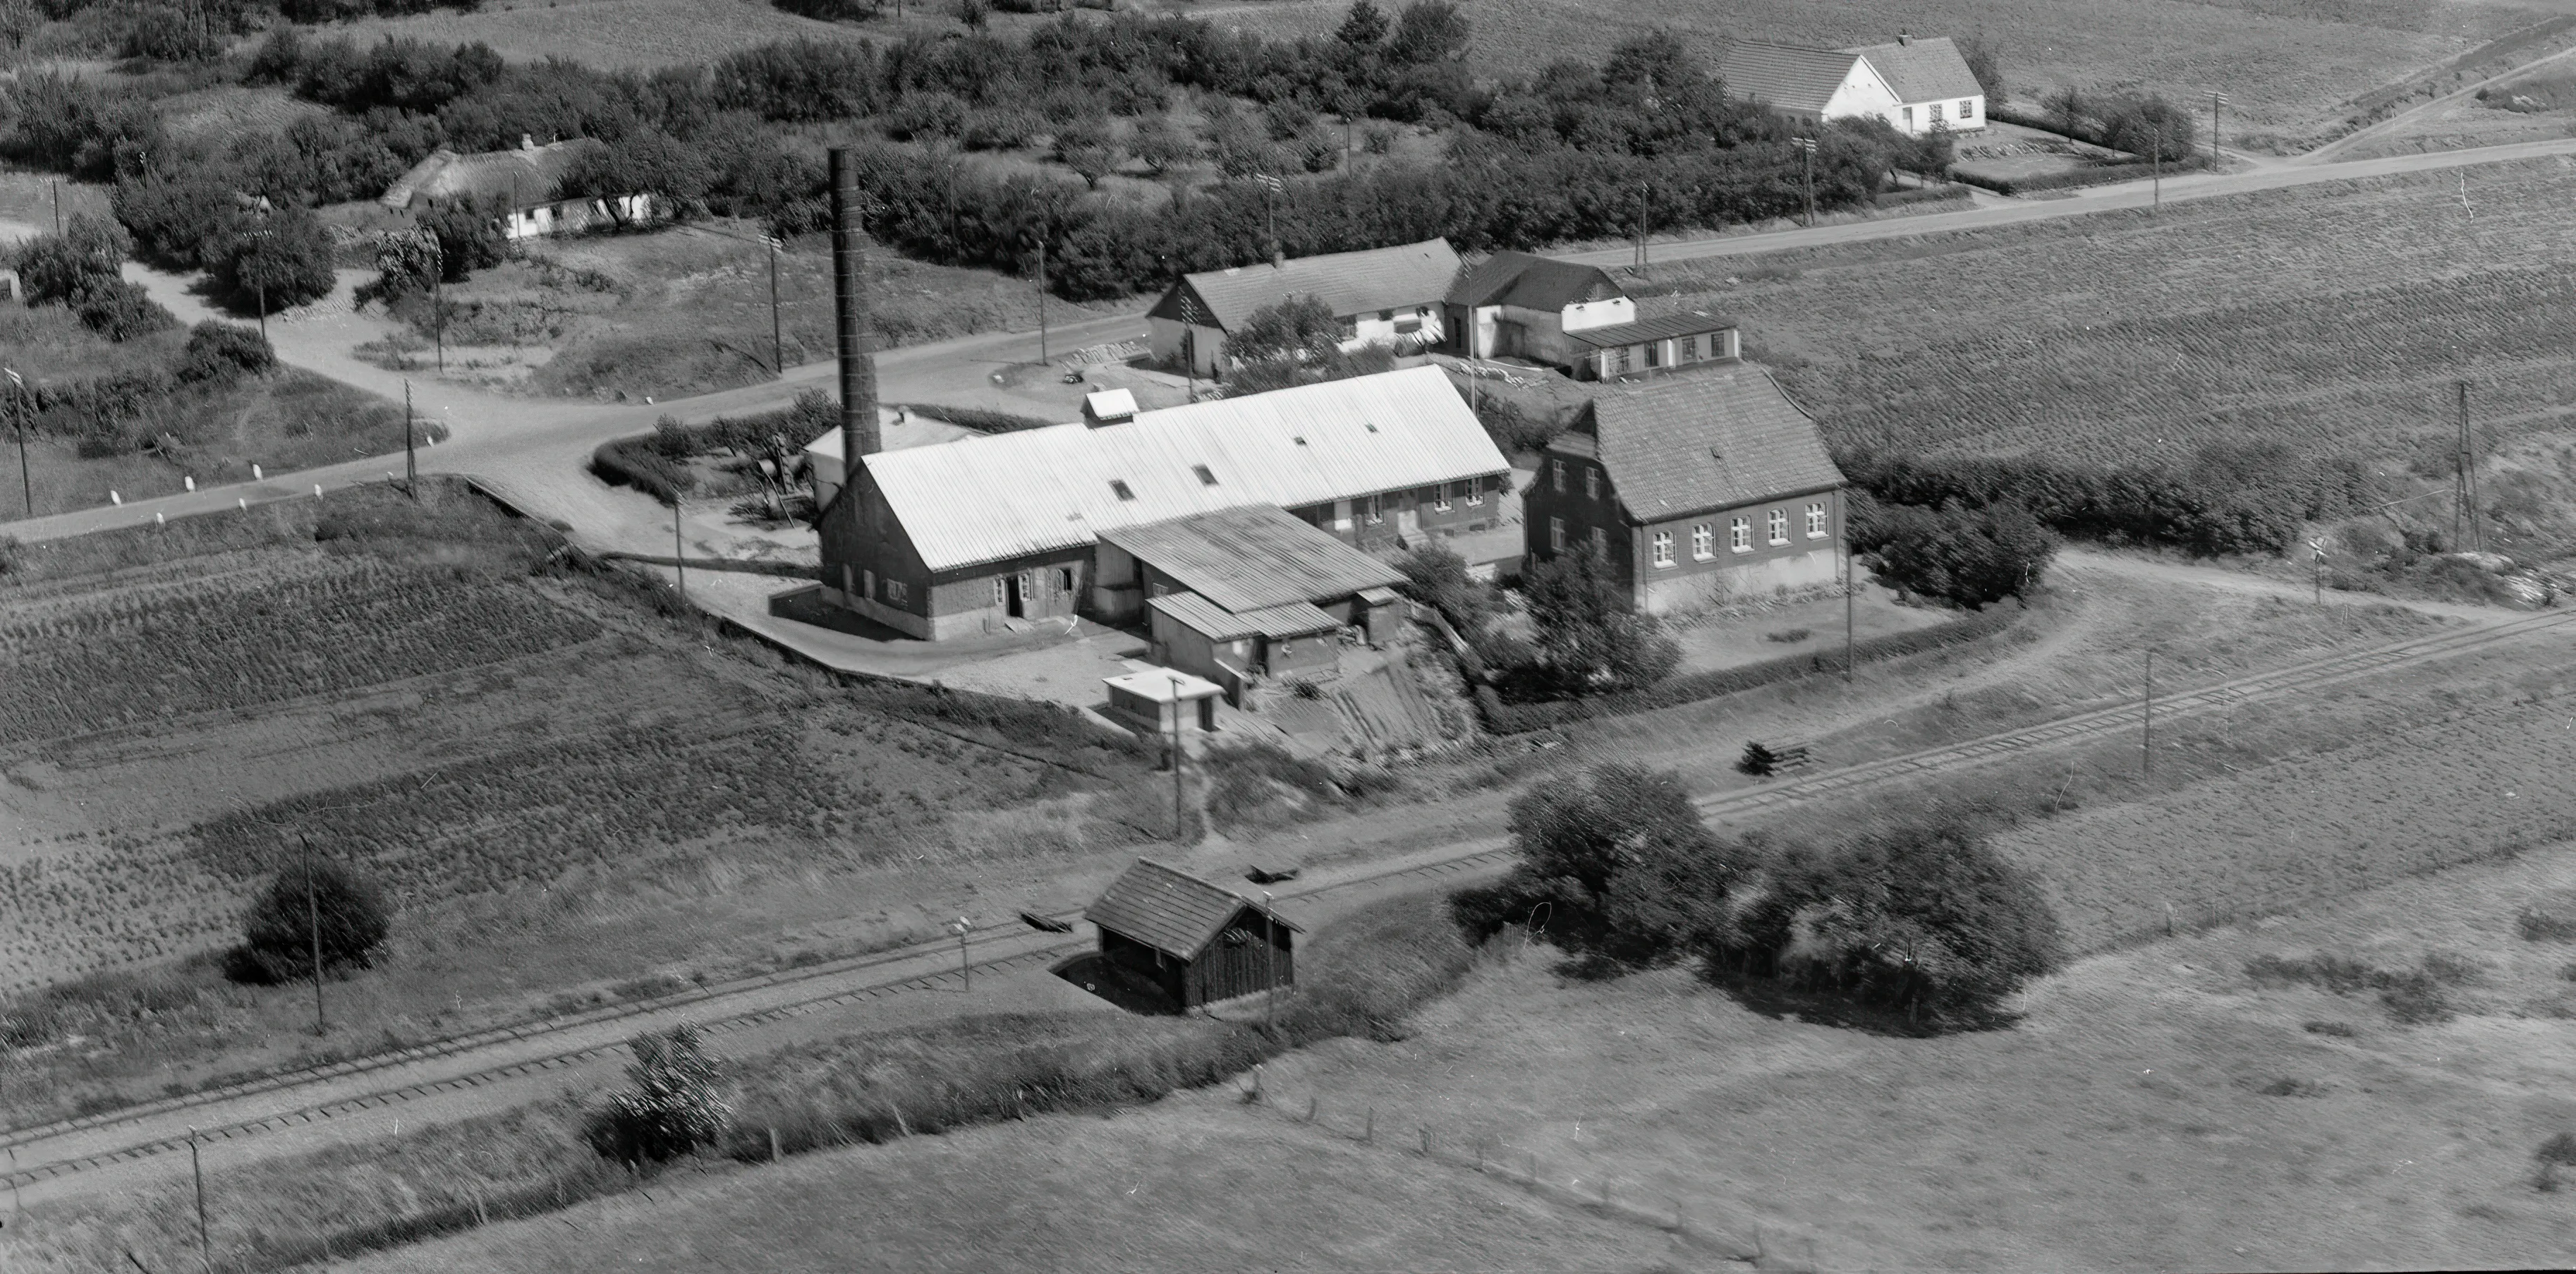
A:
1641;157;2576;468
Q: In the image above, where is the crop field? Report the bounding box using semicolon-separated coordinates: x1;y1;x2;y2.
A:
321;0;862;70
1209;0;2549;138
1640;156;2576;469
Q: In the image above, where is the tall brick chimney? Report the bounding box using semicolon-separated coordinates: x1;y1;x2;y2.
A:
830;148;879;468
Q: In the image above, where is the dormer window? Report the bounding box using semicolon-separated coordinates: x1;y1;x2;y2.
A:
1193;465;1217;485
1110;480;1135;501
1293;436;1308;446
1364;423;1379;433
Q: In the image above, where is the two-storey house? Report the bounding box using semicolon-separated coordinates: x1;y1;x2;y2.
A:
1523;369;1847;614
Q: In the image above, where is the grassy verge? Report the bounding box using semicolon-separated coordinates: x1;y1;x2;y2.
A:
17;890;1476;1274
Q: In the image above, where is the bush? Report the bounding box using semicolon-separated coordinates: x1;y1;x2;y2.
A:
592;438;693;505
208;205;340;313
1518;547;1680;693
911;403;1055;434
1727;815;2065;1025
233;859;393;984
1393;540;1493;636
73;277;177;341
1854;497;2058;609
9;213;131;305
2376;970;2453;1025
1229;295;1339;362
2518;907;2576;942
177;322;277;383
587;1023;730;1165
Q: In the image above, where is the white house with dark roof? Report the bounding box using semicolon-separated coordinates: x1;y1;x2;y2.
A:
811;366;1509;640
1718;34;1985;135
379;135;655;238
1146;239;1462;378
1523;368;1847;614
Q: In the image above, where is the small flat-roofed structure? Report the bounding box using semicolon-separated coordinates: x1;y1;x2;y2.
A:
1568;313;1742;382
1103;504;1408;686
1103;667;1223;734
1084;859;1299;1012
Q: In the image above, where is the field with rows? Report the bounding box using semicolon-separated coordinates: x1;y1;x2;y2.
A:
1207;0;2548;138
1641;155;2576;470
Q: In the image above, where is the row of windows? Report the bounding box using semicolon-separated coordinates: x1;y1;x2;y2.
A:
1900;99;1979;128
1544;503;1829;563
1601;330;1730;375
991;569;1080;605
1360;481;1486;523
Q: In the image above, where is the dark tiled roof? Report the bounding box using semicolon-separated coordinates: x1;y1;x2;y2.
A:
1085;859;1297;961
1843;37;1982;104
1576;369;1847;521
1446;250;1626;311
1160;239;1461;332
1566;312;1739;349
1716;42;1863;114
1103;504;1404;614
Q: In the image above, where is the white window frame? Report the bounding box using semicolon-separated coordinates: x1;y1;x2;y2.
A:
1584;467;1598;500
1930;102;1945;123
1549;516;1565;552
1551;459;1566;492
1730;516;1751;553
1691;523;1713;560
1591;527;1608;555
991;578;1006;607
1961;99;1976;119
1465;477;1484;507
1651;530;1675;567
1434;482;1454;513
1364;493;1385;525
1768;509;1789;546
1902;105;1915;129
888;579;909;602
1805;502;1828;538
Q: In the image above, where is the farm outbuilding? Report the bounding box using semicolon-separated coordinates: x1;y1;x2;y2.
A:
1083;859;1298;1014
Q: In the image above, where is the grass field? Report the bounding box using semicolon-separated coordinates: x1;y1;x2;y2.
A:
1203;0;2554;139
403;219;1134;400
0;482;1173;1127
1632;156;2576;480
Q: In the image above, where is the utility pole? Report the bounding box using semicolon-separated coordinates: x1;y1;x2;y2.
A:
2457;380;2479;552
2309;537;2326;605
6;368;29;518
2141;650;2154;779
189;1127;212;1274
50;179;59;234
403;380;418;498
766;233;784;379
2151;122;2163;211
2210;92;2228;162
1036;237;1049;366
257;282;267;343
1843;504;1855;681
673;495;686;605
1793;137;1818;228
1263;889;1277;1031
429;233;446;374
302;835;325;1037
1168;674;1186;839
1634;183;1647;268
952;916;972;990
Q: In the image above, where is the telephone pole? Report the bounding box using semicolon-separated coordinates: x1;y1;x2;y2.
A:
1167;674;1186;839
6;368;29;518
189;1127;212;1274
2151;123;2163;211
1793;137;1818;228
2210;92;2229;161
403;380;418;498
1036;237;1050;366
767;233;784;379
1843;514;1855;681
2141;650;2155;779
2455;380;2479;552
303;835;325;1036
673;496;686;605
1263;890;1277;1031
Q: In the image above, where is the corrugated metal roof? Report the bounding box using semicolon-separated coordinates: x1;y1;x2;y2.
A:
1843;37;1982;104
1170;239;1462;332
1717;42;1866;114
1576;368;1847;520
1447;250;1625;311
1567;312;1740;349
845;366;1509;574
380;139;604;211
1152;592;1341;640
1084;859;1297;961
1105;504;1404;614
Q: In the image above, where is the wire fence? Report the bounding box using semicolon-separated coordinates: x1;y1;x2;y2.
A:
1225;1062;1833;1273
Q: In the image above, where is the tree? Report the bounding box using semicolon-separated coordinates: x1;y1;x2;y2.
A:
9;213;130;305
236;859;392;985
1395;540;1493;635
1335;0;1390;52
1519;546;1680;692
2096;92;2197;163
1957;33;2007;102
1054;116;1121;190
73;279;176;341
1387;0;1470;66
209;205;339;313
1857;497;2058;609
588;1023;730;1165
562;131;710;228
1452;763;1754;964
1229;294;1339;362
176;321;277;384
1131;113;1196;175
1754;817;2065;1024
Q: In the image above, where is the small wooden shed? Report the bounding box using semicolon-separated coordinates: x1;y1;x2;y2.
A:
1083;859;1299;1012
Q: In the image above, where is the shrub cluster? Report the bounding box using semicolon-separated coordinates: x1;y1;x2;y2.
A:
1838;440;2376;558
1849;494;2059;609
2243;949;2481;1025
7;212;174;341
1452;764;2065;1026
1947;151;2213;196
14;320;281;456
229;859;393;985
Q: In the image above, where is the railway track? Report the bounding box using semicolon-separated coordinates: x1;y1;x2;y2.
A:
6;605;2571;1191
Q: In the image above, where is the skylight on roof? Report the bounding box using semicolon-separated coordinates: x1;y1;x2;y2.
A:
1110;480;1136;500
1365;423;1379;432
1293;436;1308;446
1192;465;1218;485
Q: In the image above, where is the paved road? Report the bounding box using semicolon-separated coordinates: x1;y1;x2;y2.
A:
1559;135;2576;269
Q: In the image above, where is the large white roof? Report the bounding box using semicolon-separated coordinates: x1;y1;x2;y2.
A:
829;367;1507;574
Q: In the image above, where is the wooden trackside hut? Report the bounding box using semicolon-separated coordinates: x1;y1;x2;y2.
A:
1084;859;1298;1012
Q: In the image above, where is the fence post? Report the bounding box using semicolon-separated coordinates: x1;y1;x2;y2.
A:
1420;1125;1430;1156
770;1127;781;1163
1306;1096;1318;1124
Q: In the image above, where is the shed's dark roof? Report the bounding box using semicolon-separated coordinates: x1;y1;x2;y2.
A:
1566;312;1739;349
1102;504;1404;614
1150;593;1342;641
1717;42;1864;114
1842;37;1982;104
1085;859;1299;961
1574;369;1847;521
1155;239;1461;332
1447;250;1626;311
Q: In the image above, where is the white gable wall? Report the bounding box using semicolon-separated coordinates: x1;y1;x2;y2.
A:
1818;60;1903;126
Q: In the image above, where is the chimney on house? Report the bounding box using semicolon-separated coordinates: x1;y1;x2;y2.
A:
830;148;880;466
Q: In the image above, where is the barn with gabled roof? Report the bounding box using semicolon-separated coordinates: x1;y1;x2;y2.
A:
1083;859;1297;1012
